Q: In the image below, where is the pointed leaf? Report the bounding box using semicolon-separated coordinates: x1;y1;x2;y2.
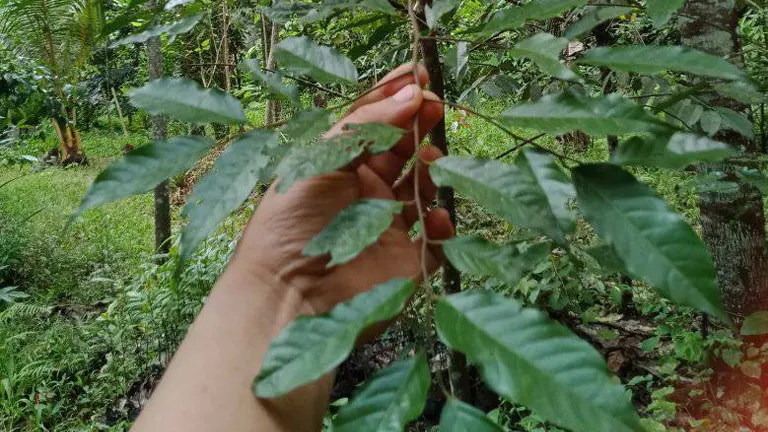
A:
110;13;204;47
275;123;404;192
360;0;398;14
76;136;214;215
281;108;334;145
425;0;459;29
429;154;575;243
129;78;247;124
714;107;754;139
274;36;358;84
565;6;631;39
444;236;551;286
483;0;587;34
254;278;415;398
510;33;577;81
333;354;430;432
611;133;735;169
440;398;503;432
714;81;766;105
180;131;279;266
578;46;745;81
742;312;768;336
436;291;642;432
501;92;669;136
304;199;404;267
165;0;195;10
242;59;300;103
573;164;727;320
699;111;722;136
445;42;469;81
646;0;685;27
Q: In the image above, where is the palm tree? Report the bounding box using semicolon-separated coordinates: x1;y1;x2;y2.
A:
0;0;105;164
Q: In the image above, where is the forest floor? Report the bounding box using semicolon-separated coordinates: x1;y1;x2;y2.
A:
0;104;761;431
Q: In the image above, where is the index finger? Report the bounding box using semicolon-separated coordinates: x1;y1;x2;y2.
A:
343;63;430;118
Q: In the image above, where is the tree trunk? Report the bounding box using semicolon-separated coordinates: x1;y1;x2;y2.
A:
417;0;473;403
679;0;768;322
265;19;282;125
146;0;172;257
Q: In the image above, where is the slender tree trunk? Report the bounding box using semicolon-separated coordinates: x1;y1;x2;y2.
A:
417;0;472;403
146;0;172;257
265;19;282;124
679;0;768;322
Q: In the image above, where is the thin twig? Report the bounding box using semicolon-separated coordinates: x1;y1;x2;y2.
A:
0;174;24;190
495;133;547;160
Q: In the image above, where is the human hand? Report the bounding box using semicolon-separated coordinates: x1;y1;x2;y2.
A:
231;64;452;315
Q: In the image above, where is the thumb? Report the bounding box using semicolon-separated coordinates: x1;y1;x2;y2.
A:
325;84;424;138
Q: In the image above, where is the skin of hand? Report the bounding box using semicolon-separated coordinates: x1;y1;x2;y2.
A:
131;64;451;432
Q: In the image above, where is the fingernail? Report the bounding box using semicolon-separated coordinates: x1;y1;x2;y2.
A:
393;85;415;102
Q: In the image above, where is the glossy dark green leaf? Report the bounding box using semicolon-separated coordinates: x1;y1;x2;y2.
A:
501;92;669;136
275;122;403;192
359;0;398;14
164;0;195;10
254;278;415;398
425;0;459;28
76;136;214;216
578;46;745;81
241;59;300;103
715;107;754;139
333;354;430;432
573;164;727;321
274;36;358;84
611;133;735;169
742;312;768;336
110;13;204;47
565;6;631;39
646;0;685;27
180;131;279;267
129;78;247;124
587;244;628;275
510;33;577;81
444;236;551;286
699;111;722;137
714;81;767;105
304;199;403;267
430;153;575;243
445;42;469;81
261;2;314;23
483;0;587;34
280;108;334;145
435;291;642;432
439;398;503;432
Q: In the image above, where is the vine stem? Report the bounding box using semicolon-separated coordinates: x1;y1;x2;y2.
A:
407;0;433;300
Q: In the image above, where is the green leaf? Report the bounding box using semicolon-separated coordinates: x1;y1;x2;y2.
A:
274;36;358;84
333;354;430;432
510;33;577;81
76;136;214;216
565;6;631;39
164;0;195;10
261;2;314;24
275;123;404;192
359;0;398;14
425;0;459;28
303;199;404;267
587;244;628;275
578;46;745;81
180;131;279;267
129;78;247;124
445;42;469;81
646;0;685;27
741;312;768;336
714;107;754;139
444;236;551;286
110;13;204;47
714;81;767;105
699;111;722;137
254;278;415;398
429;152;575;243
611;133;735;169
435;291;642;432
344;123;407;154
241;59;300;103
280;108;334;145
737;168;768;195
501;92;669;136
483;0;587;35
439;398;503;432
573;164;727;321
